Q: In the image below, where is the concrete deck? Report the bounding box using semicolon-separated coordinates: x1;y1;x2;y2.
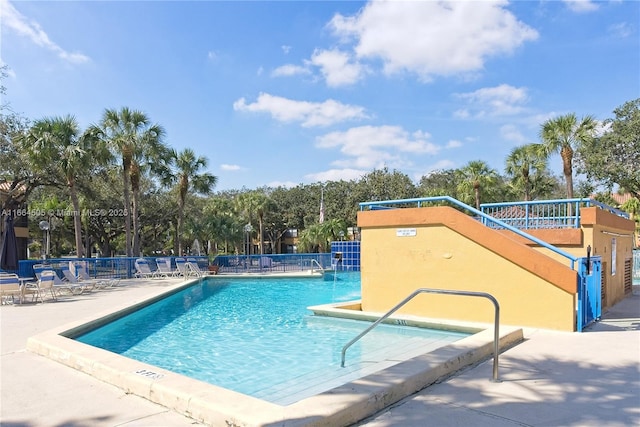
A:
1;278;638;426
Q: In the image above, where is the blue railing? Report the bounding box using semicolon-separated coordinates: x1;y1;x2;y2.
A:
17;256;209;280
480;198;629;230
359;196;579;269
212;253;332;274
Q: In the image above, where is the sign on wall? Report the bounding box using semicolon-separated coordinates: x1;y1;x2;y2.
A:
396;228;417;237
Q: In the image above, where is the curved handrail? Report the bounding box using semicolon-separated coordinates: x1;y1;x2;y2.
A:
340;288;501;382
359;196;578;269
310;259;324;273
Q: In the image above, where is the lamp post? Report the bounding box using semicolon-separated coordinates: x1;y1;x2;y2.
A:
39;220;50;260
243;223;253;270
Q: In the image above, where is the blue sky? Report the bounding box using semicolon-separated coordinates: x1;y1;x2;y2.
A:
2;0;638;191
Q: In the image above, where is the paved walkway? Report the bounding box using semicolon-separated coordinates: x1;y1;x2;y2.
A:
1;280;639;427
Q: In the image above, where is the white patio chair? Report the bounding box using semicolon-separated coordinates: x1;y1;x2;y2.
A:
31;270;57;302
33;264;85;295
0;273;28;304
156;258;179;277
70;261;119;288
134;258;159;279
62;264;98;292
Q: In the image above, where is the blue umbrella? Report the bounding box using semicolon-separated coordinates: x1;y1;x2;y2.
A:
0;214;18;272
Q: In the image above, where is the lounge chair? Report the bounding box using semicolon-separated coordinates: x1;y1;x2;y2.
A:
134;258;159;279
33;264;85;295
70;261;119;288
156;258;179;277
62;264;99;292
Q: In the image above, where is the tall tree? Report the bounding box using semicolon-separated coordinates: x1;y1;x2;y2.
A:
19;116;97;258
576;99;640;198
504;143;549;201
0;66;45;214
540;113;597;199
129;127;170;256
417;169;460;199
456;160;499;209
167;148;217;256
94;107;163;256
234;191;260;255
251;190;276;255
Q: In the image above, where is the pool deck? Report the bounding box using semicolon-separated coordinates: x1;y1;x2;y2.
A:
1;277;639;427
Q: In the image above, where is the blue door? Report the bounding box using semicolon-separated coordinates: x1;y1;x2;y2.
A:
577;256;602;331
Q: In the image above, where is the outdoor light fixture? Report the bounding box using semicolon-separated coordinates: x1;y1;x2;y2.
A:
39;220;50;259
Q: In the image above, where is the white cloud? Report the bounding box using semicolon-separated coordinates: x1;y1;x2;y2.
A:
308;48;366;87
563;0;599;13
455;84;529;117
281;45;292;54
271;64;311;77
220;164;242;171
446;140;463;149
305;168;367;183
328;0;538;81
608;22;633;39
207;51;218;61
233;93;369;127
500;124;528;143
316;125;440;170
1;0;90;64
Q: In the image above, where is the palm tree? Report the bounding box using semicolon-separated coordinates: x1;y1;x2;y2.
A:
540;113;597;199
20;115;96;258
167;148;217;256
505;143;548;201
456;160;499;209
94;107;164;256
234;191;261;255
320;218;348;246
129;127;171;256
251;191;276;255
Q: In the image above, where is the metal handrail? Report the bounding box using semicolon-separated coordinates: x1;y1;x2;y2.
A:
310;259;324;273
184;262;202;277
340;288;501;382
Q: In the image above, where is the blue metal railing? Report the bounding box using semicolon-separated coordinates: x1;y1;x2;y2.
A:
17;256;209;280
212;253;332;274
359;196;579;269
480;198;629;230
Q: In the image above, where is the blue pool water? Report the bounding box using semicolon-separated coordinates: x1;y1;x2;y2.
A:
77;273;468;403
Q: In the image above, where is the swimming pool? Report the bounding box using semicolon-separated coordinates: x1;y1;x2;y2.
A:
28;274;524;425
75;273;468;404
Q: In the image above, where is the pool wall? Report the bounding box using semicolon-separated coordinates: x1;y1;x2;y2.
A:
26;279;523;427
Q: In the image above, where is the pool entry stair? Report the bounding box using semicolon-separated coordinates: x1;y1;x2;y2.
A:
357;196;635;332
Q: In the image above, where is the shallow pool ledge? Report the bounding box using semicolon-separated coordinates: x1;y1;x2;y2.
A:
26;286;524;427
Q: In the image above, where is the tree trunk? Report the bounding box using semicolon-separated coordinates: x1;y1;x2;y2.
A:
561;146;574;199
68;180;84;258
131;162;141;256
122;160;132;257
258;216;264;255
